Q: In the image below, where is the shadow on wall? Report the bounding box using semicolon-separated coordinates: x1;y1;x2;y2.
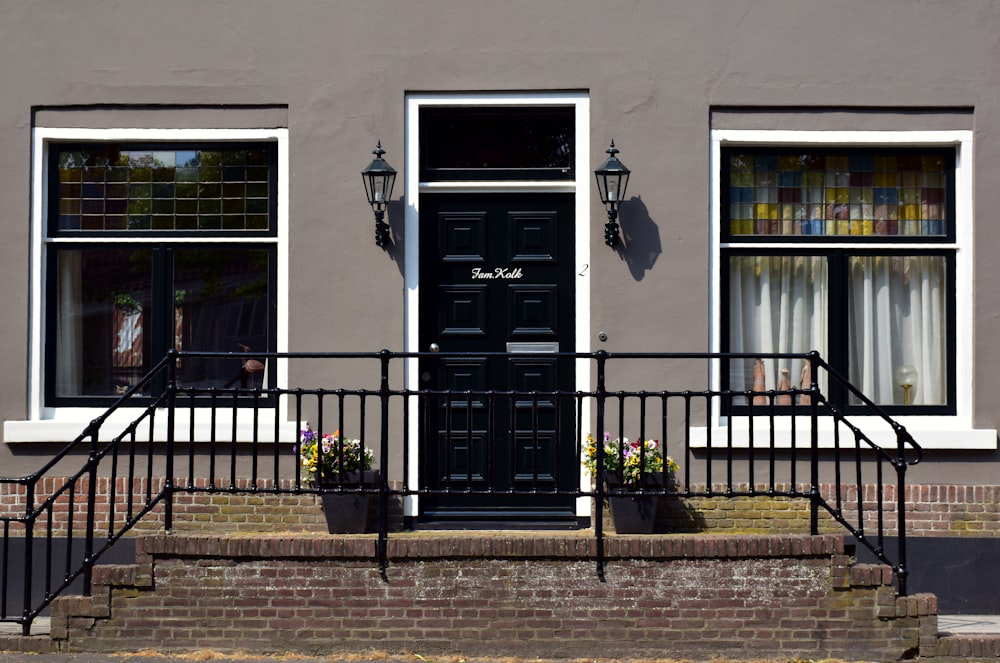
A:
659;495;708;533
386;198;405;278
616;195;661;281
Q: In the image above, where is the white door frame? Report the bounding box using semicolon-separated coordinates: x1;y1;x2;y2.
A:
403;91;591;517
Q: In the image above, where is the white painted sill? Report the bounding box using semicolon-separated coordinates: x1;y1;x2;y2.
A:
690;416;997;450
4;408;300;444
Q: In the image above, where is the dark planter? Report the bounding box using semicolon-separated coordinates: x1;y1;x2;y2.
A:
318;470;378;534
605;472;664;534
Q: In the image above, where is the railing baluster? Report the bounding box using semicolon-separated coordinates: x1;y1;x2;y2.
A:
402;389;410;508
660;393;668;493
790;389;797;494
2;520;9;618
768;390;776;495
1;520;8;619
683;394;692;493
896;429;911;596
317;391;326;486
854;429;865;540
230;391;239;491
359;393;368;491
747;387;756;494
209;390;218;491
594;350;607;582
705;393;713;495
809;353;820;536
467;390;474;487
188;391;196;491
508;390;516;494
876;460;885;556
638;394;647;484
833;417;843;517
109;436;120;539
378;350;391;579
251;390;260;490
531;391;540;492
294;391;303;492
726;389;734;495
486;390;496;491
127;430;137;522
552;387;562;494
165;355;177;531
272;390;281;490
445;389;453;493
44;507;53;601
65;483;74;584
145;413;155;504
21;480;34;635
83;426;98;597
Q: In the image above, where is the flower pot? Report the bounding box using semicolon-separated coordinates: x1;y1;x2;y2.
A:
605;472;664;534
318;470;378;533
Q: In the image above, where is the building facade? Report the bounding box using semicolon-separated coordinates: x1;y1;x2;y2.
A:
2;0;1000;601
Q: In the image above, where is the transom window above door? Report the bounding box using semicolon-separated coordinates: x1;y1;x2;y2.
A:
721;146;956;414
419;106;574;181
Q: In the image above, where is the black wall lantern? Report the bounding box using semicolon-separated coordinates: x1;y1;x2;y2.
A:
594;140;630;247
362;141;397;247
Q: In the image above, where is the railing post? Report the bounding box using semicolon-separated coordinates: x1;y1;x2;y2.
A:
20;480;34;635
896;428;909;596
83;422;100;597
377;350;391;580
808;352;820;536
594;350;607;582
164;349;178;532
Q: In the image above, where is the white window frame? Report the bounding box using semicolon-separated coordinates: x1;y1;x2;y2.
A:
403;91;591;516
4;127;290;443
704;129;995;450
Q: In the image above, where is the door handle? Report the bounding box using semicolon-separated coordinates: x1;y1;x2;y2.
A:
429;343;440;353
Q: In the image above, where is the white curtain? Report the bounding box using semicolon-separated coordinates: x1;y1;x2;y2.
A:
729;256;827;401
848;256;946;405
55;251;83;397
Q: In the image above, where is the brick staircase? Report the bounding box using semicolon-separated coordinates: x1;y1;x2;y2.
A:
0;532;964;661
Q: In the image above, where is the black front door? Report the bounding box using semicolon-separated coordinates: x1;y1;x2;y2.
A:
419;193;576;523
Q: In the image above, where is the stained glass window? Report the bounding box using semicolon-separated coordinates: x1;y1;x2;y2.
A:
52;144;275;233
726;150;951;238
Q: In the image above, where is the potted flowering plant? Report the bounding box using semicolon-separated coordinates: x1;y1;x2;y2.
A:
583;432;679;533
298;426;376;533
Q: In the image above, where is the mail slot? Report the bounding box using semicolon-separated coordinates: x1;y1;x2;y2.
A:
506;342;559;353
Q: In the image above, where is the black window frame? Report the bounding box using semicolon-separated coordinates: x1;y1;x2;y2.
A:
44;140;280;408
721;146;958;415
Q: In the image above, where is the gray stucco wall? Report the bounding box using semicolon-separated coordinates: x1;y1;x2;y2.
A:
1;0;999;479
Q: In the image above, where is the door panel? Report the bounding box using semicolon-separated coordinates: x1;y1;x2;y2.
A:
419;193;576;522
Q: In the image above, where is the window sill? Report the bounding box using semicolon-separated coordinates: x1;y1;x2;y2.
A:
4;408;299;444
690;416;997;450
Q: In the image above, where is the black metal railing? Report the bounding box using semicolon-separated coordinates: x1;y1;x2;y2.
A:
0;349;922;634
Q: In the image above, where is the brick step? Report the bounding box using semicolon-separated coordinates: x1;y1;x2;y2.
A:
933;633;1000;660
0;634;56;654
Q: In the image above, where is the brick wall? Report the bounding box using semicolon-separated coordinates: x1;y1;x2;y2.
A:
49;532;940;660
0;476;405;535
3;477;1000;537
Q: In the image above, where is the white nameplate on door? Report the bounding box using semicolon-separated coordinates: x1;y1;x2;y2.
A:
471;267;524;280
